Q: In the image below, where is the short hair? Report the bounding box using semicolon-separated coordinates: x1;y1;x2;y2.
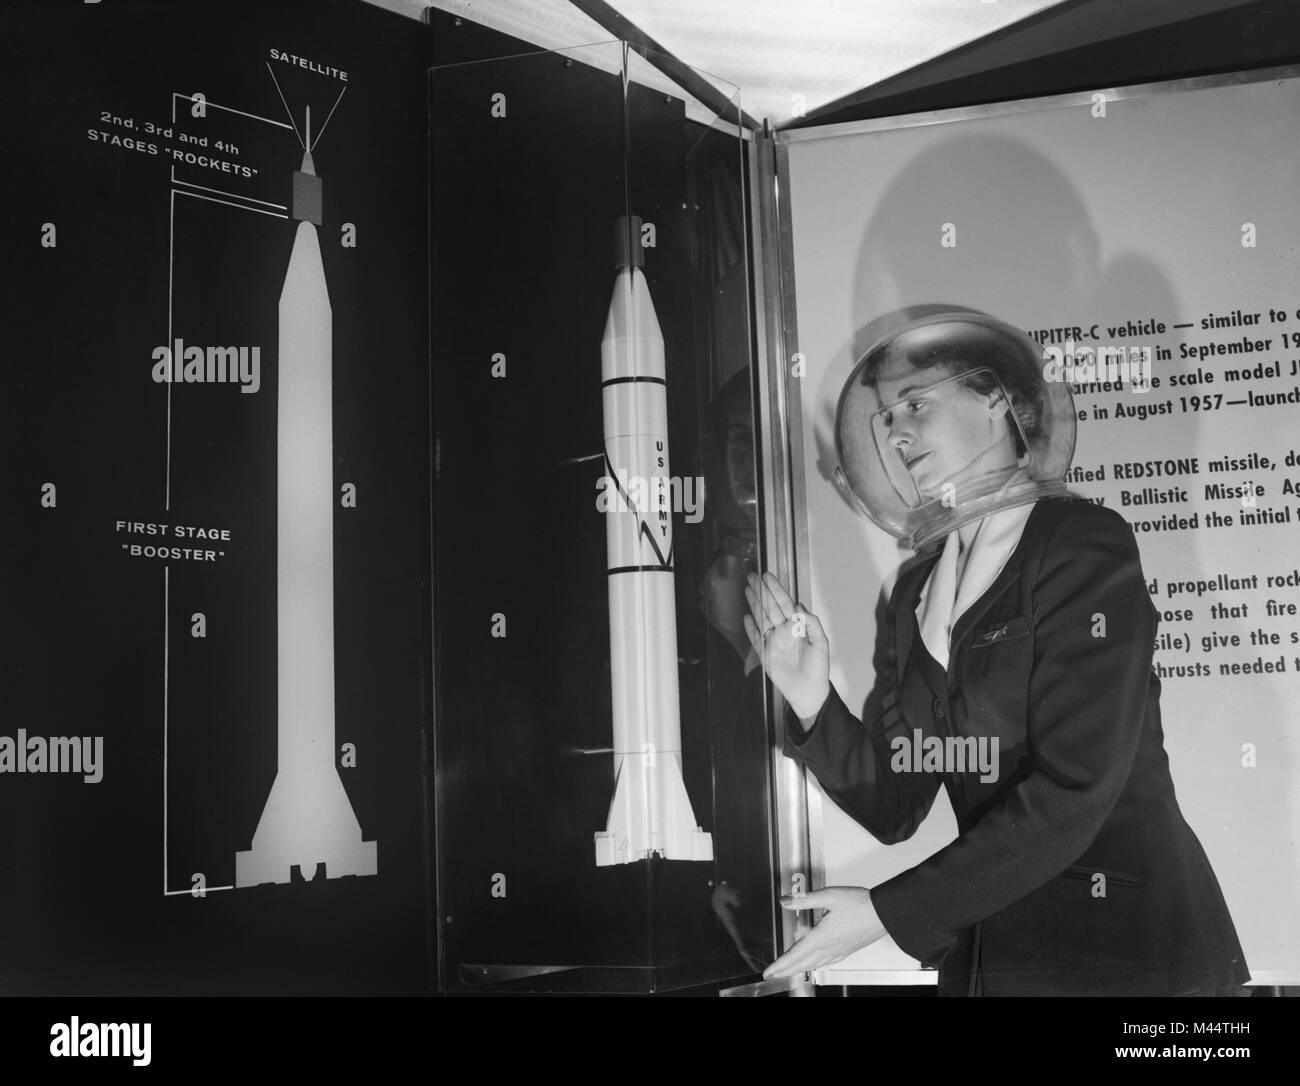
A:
856;314;1047;456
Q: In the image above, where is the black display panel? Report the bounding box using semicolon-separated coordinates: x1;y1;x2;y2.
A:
1;0;774;998
1;0;433;994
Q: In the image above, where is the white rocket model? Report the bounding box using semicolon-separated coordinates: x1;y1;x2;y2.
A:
236;108;378;886
594;215;713;867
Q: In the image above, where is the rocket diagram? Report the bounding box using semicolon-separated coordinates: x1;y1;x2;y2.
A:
236;108;378;886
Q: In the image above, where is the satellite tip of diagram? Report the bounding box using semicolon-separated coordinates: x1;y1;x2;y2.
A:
236;106;378;887
594;215;713;867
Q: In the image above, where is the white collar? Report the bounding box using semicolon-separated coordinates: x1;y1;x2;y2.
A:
916;501;1036;671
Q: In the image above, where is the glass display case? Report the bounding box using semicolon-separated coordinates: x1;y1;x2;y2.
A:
430;41;781;993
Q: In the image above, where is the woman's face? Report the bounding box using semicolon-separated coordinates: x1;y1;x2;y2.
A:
872;359;1017;498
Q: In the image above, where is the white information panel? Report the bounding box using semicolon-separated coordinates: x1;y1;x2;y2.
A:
782;68;1300;984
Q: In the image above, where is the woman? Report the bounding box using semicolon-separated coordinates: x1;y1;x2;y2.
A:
743;312;1249;996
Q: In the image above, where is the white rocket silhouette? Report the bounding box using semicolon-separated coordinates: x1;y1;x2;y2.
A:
236;107;378;886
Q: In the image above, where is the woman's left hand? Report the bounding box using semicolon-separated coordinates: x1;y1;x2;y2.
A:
762;887;888;980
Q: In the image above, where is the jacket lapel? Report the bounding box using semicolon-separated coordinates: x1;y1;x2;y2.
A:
948;567;1019;672
895;552;940;691
947;501;1049;676
896;501;1052;692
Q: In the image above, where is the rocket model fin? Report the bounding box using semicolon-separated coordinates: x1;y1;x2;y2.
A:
595;751;713;866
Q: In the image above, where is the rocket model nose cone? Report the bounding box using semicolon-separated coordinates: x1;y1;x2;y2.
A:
613;214;644;270
300;150;317;176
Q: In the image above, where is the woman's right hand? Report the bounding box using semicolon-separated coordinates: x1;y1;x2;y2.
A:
742;571;831;726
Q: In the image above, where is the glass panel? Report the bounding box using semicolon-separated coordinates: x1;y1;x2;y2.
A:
430;42;774;993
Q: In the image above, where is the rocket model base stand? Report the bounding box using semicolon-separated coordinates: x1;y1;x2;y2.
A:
594;215;712;868
237;111;377;888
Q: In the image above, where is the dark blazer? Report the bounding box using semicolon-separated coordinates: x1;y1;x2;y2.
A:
784;495;1249;995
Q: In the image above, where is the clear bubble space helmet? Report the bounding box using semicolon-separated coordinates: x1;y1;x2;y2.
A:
834;312;1077;551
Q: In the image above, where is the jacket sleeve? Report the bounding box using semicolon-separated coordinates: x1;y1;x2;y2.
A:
869;503;1156;964
781;579;941;845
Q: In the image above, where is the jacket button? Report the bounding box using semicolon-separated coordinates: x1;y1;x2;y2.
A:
933;698;945;718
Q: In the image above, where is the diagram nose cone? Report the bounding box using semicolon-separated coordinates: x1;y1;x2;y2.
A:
292;150;322;226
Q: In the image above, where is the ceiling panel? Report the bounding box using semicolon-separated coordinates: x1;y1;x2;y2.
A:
422;0;1063;122
377;1;1272;128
